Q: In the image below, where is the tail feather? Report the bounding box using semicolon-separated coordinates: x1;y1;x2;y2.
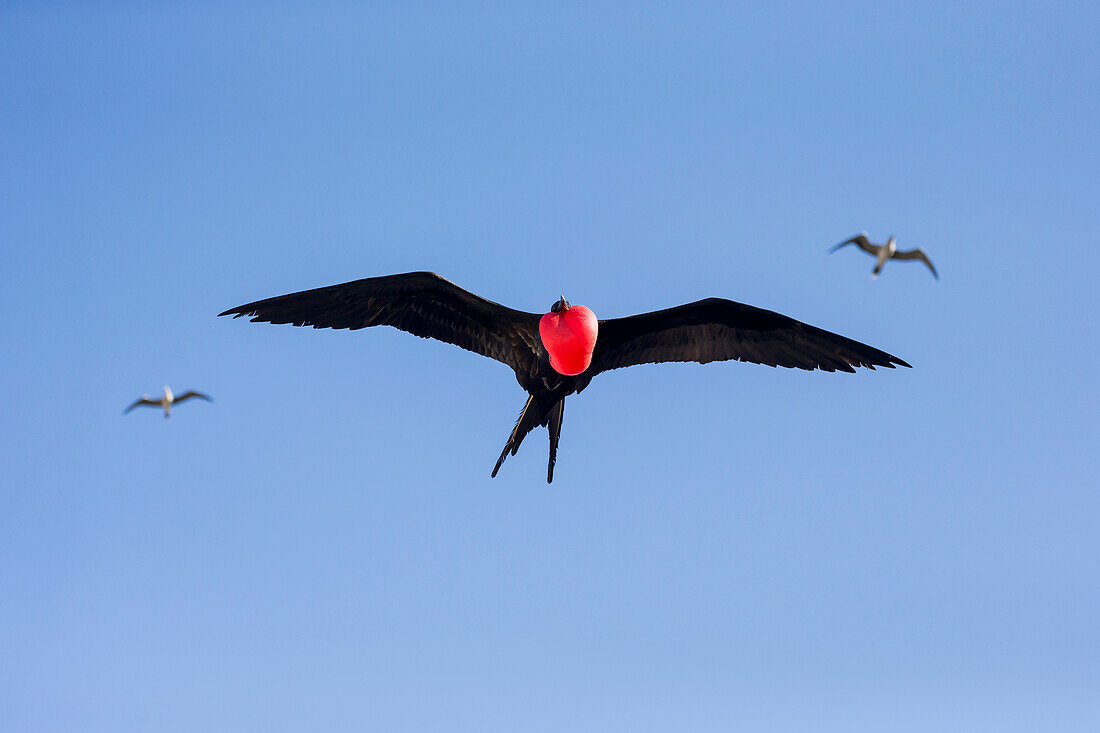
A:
546;399;565;484
491;395;568;482
492;395;543;478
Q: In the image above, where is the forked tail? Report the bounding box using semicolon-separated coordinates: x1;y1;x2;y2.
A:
491;394;567;483
546;399;564;483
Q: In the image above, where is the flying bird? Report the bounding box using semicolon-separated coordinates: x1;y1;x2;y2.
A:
124;385;212;419
831;232;939;279
220;272;909;482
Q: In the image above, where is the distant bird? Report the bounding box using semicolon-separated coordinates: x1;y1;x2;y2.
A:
124;385;212;419
831;232;939;279
220;272;909;482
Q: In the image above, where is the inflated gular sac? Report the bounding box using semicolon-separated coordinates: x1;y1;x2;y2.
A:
539;305;598;375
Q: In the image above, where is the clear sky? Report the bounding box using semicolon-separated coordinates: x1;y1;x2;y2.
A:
2;2;1098;731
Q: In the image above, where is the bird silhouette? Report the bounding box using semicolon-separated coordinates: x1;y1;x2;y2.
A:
124;385;212;419
220;272;908;481
832;232;939;279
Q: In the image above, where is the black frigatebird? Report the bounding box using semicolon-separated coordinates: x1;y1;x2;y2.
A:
832;232;939;280
220;272;909;482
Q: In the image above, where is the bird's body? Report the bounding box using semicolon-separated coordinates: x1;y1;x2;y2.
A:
875;237;896;275
832;232;938;279
124;385;212;418
220;271;908;482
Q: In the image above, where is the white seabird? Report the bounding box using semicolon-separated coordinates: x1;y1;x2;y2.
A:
831;232;939;280
124;385;212;419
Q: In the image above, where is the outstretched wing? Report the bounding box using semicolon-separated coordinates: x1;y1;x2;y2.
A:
831;232;879;255
173;391;213;405
123;397;159;414
590;298;909;375
219;272;544;376
893;248;939;279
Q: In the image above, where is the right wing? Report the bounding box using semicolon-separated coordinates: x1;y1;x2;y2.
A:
831;232;879;255
219;272;545;377
123;397;159;414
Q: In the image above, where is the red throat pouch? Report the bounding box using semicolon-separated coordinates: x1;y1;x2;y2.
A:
539;305;598;376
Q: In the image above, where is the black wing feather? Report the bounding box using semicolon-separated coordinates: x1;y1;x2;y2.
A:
831;233;879;255
893;248;939;279
123;397;159;414
591;298;909;374
173;391;213;404
219;272;543;376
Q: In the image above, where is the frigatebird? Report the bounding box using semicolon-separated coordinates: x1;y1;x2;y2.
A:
124;385;213;419
831;232;939;279
220;272;909;482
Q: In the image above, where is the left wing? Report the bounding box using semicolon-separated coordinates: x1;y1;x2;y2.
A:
173;391;213;404
590;298;909;375
893;248;939;279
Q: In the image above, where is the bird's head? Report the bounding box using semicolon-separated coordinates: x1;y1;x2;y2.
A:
163;385;173;399
550;295;570;313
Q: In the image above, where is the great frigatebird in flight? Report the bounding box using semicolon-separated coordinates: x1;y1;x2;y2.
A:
220;272;909;482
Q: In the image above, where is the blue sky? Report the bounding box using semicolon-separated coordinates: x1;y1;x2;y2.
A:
2;2;1098;731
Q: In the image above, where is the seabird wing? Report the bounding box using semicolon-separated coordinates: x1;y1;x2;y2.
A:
893;248;939;279
123;397;159;414
831;232;878;255
590;298;910;375
220;272;544;376
173;391;213;405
